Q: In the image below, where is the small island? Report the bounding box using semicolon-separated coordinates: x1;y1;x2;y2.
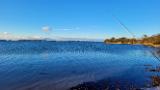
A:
104;34;160;47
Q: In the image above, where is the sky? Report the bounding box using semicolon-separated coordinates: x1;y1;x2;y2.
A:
0;0;160;40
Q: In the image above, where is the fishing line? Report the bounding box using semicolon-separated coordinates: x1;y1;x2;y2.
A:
112;14;136;38
111;14;160;62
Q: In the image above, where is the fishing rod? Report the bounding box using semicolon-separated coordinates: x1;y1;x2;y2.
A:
112;14;160;62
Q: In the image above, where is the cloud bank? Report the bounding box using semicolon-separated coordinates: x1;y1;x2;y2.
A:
0;32;44;41
0;32;103;42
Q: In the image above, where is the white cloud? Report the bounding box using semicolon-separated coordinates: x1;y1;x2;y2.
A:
0;32;43;41
56;27;80;31
60;28;73;31
42;26;52;33
3;32;10;35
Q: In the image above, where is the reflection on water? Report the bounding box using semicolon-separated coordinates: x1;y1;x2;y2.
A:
70;46;160;90
153;47;160;58
144;48;160;89
0;41;160;90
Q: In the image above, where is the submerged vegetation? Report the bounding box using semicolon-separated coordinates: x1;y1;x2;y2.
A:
104;34;160;47
69;80;139;90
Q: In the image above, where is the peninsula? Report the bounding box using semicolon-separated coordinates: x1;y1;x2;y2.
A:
104;34;160;47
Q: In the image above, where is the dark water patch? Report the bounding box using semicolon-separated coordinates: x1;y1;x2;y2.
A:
69;78;143;90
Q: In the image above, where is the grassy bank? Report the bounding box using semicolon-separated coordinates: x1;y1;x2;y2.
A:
104;34;160;47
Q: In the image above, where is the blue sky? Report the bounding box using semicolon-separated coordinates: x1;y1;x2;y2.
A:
0;0;160;40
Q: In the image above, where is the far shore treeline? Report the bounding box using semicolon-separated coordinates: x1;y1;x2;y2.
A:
104;34;160;47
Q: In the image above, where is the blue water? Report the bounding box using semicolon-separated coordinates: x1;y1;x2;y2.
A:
0;41;159;90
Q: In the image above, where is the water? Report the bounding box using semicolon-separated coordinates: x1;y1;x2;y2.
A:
0;41;160;90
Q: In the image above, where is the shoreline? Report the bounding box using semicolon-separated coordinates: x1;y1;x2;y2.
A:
104;34;160;48
142;43;160;48
106;42;160;48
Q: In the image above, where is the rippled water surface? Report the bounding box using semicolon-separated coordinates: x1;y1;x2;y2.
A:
0;41;160;90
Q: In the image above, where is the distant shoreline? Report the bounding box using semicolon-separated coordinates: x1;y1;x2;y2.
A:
0;40;103;43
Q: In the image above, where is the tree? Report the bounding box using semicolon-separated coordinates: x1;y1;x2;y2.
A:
143;34;148;38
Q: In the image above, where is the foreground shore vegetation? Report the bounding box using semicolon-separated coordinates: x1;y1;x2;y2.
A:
104;34;160;47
